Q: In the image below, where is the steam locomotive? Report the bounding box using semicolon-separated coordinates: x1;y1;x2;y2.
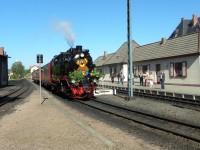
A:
32;45;99;99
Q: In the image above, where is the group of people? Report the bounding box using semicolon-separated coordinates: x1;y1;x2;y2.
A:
139;71;165;89
111;71;166;89
111;72;125;85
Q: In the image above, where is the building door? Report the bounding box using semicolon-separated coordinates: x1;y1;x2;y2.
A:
156;64;160;83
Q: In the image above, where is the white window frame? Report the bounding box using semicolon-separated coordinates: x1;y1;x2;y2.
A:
169;61;187;78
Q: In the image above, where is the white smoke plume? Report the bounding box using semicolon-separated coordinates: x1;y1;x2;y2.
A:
54;20;75;47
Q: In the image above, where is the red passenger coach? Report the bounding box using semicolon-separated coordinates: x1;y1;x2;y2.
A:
32;45;100;100
41;63;52;87
32;69;39;84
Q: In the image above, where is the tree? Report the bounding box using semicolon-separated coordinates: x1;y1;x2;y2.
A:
24;69;31;79
11;61;25;79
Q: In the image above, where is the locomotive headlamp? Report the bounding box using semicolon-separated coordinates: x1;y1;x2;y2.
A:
80;53;84;57
74;54;80;59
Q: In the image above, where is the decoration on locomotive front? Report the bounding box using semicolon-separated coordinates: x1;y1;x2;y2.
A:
75;53;89;76
66;46;97;98
66;46;92;82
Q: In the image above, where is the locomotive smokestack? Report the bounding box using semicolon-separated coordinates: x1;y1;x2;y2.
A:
76;45;82;51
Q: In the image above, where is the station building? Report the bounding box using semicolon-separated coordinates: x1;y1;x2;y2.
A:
94;41;139;82
30;65;39;74
29;65;39;80
0;47;8;86
94;15;200;87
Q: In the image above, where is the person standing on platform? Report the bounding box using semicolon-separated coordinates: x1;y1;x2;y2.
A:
149;72;154;88
120;72;125;85
144;71;149;86
117;73;120;84
111;73;114;83
160;72;165;89
139;72;143;86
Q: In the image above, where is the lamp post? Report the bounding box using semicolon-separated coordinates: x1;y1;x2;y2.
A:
127;0;133;98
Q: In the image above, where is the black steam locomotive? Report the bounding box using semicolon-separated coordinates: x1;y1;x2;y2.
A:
32;45;100;99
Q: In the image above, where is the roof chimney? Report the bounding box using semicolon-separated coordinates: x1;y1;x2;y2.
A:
160;37;166;45
192;14;198;26
103;51;107;59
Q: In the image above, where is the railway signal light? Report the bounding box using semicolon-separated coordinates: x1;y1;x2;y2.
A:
37;54;43;64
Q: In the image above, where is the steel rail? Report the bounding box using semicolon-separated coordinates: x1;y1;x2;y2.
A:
0;80;30;106
77;99;200;143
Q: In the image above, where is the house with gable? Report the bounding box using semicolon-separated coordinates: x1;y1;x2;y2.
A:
30;65;39;74
169;14;200;39
134;32;200;86
30;64;39;79
94;41;139;82
95;15;200;87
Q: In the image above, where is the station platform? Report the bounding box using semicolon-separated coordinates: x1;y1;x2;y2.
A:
97;81;200;101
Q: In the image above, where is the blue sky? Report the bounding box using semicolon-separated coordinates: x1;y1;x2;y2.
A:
0;0;199;69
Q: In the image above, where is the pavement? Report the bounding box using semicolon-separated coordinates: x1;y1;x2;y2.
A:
0;80;162;150
1;80;200;149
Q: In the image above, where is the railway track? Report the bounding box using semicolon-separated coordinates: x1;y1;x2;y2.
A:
117;88;200;111
0;79;31;106
77;98;200;143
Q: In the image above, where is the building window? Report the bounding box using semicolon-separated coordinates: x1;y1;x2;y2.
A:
114;67;117;75
170;61;187;77
169;62;174;77
139;65;142;73
109;67;112;76
156;64;161;75
133;65;138;77
182;62;187;77
142;64;150;73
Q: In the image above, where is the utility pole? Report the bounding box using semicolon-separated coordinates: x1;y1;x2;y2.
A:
127;0;133;98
